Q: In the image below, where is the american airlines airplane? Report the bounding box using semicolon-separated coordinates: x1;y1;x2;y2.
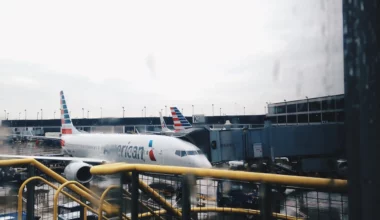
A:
0;91;212;184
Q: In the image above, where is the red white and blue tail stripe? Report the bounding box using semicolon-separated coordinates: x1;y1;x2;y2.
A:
170;107;192;131
60;91;80;135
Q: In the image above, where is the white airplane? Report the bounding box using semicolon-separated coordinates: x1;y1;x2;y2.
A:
0;91;212;184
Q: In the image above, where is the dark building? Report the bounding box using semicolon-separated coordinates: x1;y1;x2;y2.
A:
266;94;344;124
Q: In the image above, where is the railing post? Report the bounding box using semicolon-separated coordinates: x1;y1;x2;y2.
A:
131;171;139;220
119;172;126;220
182;175;191;220
26;164;35;220
80;196;85;220
259;183;272;220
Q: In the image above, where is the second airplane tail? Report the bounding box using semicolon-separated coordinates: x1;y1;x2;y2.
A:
60;91;80;135
159;111;171;132
170;107;192;131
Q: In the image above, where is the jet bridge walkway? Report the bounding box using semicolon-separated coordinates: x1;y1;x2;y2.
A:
0;158;347;220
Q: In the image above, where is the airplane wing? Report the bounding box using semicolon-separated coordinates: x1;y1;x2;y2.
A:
0;154;107;165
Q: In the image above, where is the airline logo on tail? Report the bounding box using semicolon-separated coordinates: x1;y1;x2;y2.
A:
60;91;80;135
170;107;192;131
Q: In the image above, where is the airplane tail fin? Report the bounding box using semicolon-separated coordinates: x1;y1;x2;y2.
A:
159;112;171;132
60;91;80;135
170;107;192;131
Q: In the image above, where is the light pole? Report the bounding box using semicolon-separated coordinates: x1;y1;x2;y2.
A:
4;110;6;120
144;106;146;117
192;105;194;116
87;110;90;118
141;109;143;117
82;108;84;118
41;109;43;120
182;108;184;114
37;112;39;120
24;109;27;120
212;104;214;116
122;107;124;118
54;111;56;119
7;113;9;120
306;96;309;124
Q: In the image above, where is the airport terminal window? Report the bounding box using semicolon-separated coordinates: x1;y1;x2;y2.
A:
336;111;345;122
287;104;297;113
278;116;286;124
309;101;321;111
322;99;335;110
276;106;286;114
297;102;308;112
298;114;308;123
322;112;335;122
287;115;297;123
268;106;276;114
336;97;344;109
310;113;321;123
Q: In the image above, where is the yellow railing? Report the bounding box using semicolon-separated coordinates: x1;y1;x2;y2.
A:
0;158;118;215
137;207;302;220
90;163;347;190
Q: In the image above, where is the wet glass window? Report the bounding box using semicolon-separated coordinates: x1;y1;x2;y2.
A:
287;104;297;113
309;101;321;111
297;102;308;112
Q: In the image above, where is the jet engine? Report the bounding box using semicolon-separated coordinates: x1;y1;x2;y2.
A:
63;161;93;184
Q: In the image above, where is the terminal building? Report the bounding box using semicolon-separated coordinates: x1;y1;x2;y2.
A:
266;94;344;124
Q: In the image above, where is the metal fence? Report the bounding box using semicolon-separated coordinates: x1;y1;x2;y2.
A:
92;164;348;220
0;158;347;220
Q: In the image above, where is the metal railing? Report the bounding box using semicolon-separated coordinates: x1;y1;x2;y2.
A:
0;158;119;219
91;163;348;220
0;158;348;219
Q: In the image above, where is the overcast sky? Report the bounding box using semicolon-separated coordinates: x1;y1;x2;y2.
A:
0;0;343;120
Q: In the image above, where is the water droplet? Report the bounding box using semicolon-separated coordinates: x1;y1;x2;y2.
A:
360;2;364;11
349;68;354;76
365;84;369;89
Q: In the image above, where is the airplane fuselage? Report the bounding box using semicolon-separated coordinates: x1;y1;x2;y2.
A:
61;133;211;168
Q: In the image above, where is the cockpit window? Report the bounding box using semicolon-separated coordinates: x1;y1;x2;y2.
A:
197;150;203;154
187;151;198;155
175;150;181;156
181;151;187;157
